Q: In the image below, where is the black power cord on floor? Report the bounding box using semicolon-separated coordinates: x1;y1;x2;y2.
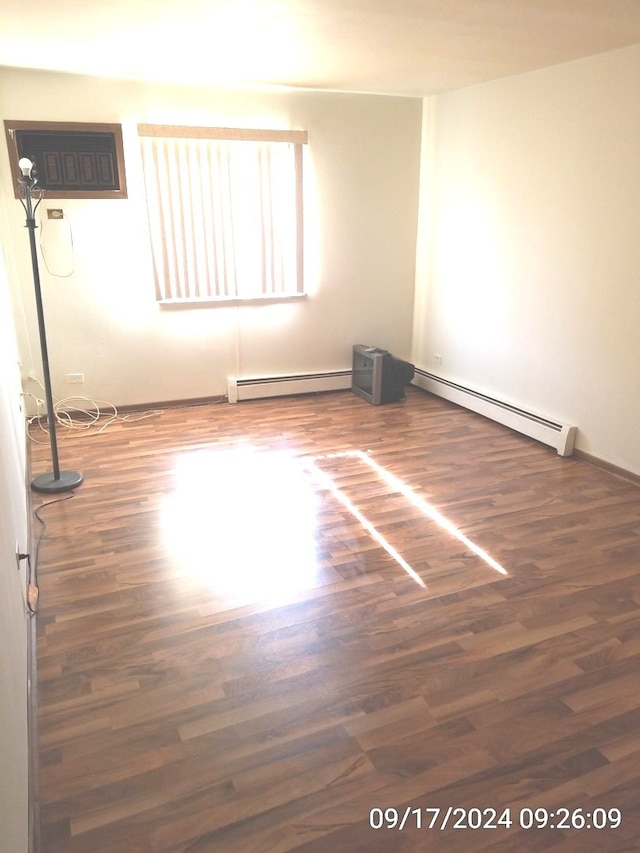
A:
26;492;76;614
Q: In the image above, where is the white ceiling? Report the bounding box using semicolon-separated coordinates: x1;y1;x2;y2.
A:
3;1;640;97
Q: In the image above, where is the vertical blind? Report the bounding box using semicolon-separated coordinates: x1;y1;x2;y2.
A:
138;126;306;303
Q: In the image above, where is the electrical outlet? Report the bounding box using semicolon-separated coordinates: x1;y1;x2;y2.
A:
66;373;85;384
433;354;442;366
47;208;64;219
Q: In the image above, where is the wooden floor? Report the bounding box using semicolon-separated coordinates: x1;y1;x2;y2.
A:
32;387;640;852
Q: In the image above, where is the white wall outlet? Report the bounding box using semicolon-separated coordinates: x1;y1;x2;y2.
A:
433;354;442;366
66;373;85;384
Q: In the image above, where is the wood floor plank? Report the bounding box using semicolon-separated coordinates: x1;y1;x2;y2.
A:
31;387;640;851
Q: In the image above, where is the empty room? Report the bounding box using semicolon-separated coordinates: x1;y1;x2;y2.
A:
1;2;640;851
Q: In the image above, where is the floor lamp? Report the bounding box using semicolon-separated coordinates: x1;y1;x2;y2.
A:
17;157;83;493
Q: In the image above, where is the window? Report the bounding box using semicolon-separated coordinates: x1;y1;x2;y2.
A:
138;125;307;304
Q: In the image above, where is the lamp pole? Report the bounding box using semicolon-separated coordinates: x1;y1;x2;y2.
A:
17;157;83;493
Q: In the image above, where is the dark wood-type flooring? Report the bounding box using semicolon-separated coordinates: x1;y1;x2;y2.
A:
32;387;640;851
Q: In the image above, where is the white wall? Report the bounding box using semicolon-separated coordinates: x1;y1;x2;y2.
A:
0;236;30;851
0;68;422;408
413;44;640;475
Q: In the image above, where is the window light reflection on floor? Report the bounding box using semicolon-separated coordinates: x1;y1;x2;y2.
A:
162;446;321;604
162;445;506;605
307;450;508;578
303;456;427;588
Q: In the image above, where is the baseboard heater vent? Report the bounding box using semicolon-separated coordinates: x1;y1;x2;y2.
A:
413;369;576;456
227;370;352;403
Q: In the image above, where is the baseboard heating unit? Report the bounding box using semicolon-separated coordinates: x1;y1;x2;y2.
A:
413;369;577;457
227;370;352;403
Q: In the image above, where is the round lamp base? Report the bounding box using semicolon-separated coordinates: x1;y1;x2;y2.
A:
31;470;84;493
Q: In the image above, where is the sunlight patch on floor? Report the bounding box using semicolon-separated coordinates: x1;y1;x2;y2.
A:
162;444;506;604
162;446;321;604
303;454;427;588
357;451;507;576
